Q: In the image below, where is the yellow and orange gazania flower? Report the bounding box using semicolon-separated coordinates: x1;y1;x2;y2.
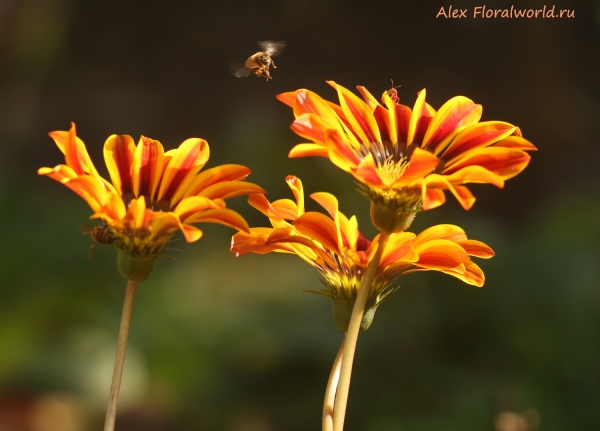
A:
39;123;264;281
231;176;494;331
277;82;536;231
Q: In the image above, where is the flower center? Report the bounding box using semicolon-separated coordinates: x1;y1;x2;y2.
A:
376;156;409;186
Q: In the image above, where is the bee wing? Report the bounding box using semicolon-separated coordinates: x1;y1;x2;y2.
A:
259;40;286;57
235;66;252;78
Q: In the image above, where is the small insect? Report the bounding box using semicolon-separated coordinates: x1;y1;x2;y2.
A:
235;41;286;81
386;79;402;103
81;220;117;260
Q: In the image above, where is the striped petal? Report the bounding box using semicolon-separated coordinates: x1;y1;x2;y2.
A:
422;96;482;153
293;212;340;254
379;232;418;268
492;135;538;151
104;134;136;195
184;208;250;233
157;138;210;203
198;181;265;201
328;81;381;145
457;240;494;258
443;147;532;180
185;164;252;198
414;239;470;270
440;121;517;161
173;196;224;221
132;136;165;200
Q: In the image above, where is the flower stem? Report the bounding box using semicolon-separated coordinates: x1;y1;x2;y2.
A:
323;334;346;431
332;232;390;431
103;279;137;431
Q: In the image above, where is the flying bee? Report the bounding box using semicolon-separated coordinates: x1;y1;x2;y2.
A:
235;41;286;81
80;220;117;260
386;79;402;103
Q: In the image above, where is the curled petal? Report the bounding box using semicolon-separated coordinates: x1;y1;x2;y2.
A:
289;143;329;158
457;240;494;258
49;123;100;177
286;175;305;216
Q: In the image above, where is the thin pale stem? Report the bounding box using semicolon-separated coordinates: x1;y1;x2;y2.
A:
323;334;346;431
332;232;390;431
103;279;137;431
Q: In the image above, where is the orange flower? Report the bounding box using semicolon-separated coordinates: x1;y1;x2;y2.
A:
277;82;536;220
232;176;493;331
39;123;264;281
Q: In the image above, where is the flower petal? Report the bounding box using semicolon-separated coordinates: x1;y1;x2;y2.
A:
440;121;517;160
407;89;435;145
457;240;495;259
157;138;210;203
49;123;100;177
289;143;329;158
443;147;532;180
293;212;340;254
394;147;440;186
379;232;418;268
414;239;470;270
413;225;467;247
286;175;305;216
104;134;136;195
173;196;224;221
328;80;381;145
422;96;482;153
185;208;250;233
198;181;265;201
185;164;252;198
132;136;165;200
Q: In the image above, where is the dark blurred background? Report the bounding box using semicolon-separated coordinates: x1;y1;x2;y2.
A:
1;0;599;430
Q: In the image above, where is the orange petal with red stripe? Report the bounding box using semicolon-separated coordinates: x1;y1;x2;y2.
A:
328;81;381;145
104;134;136;195
132;136;165;200
440;121;517;160
157;138;210;203
422;96;482;153
293;212;340;254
